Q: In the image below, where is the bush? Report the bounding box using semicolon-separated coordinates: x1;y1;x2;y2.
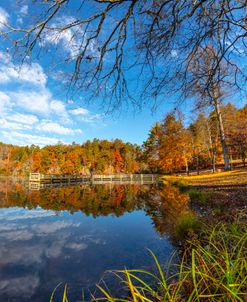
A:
188;189;208;204
172;180;189;192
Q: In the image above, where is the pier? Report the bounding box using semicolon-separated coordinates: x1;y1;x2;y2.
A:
29;173;160;186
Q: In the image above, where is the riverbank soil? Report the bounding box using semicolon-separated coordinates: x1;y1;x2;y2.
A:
164;168;247;224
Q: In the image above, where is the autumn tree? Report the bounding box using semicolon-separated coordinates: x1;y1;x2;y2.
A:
142;123;161;172
222;103;247;166
186;45;234;170
189;114;212;173
160;114;193;174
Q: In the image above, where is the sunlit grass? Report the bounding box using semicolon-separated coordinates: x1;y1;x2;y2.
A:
53;225;247;302
162;168;247;182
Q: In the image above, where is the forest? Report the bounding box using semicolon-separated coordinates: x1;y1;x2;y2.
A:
0;102;246;176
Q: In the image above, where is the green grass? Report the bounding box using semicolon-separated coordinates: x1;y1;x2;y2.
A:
171;180;189;192
174;213;202;240
187;189;210;204
53;224;247;302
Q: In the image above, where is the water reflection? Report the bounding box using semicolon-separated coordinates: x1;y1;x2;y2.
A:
0;178;194;302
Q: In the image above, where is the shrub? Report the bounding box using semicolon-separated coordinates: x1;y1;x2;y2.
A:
188;189;208;204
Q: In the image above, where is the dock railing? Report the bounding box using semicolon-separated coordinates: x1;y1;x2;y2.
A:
29;173;41;182
29;173;160;184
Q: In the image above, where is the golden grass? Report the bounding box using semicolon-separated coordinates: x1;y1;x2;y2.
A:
162;168;247;187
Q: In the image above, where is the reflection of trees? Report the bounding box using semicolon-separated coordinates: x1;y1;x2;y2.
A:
0;181;148;217
139;185;195;241
0;180;195;239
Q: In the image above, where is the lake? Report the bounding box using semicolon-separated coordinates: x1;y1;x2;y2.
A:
0;178;192;301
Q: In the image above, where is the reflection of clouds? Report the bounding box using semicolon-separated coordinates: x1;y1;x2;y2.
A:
0;275;40;298
0;229;33;241
33;221;80;235
0;220;80;243
0;207;56;221
0;223;26;232
79;235;105;245
0;206;104;301
66;242;88;251
0;245;43;266
45;239;66;258
0;216;83;267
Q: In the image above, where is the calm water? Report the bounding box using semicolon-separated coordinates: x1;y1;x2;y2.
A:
0;178;191;301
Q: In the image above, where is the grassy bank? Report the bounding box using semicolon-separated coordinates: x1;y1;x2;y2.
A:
163;168;247;224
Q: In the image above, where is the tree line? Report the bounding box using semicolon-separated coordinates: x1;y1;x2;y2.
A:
1;1;246;173
144;102;247;174
0;102;246;176
0;139;143;176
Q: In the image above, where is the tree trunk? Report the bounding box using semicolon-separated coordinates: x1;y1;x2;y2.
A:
213;98;230;171
185;161;189;176
206;121;216;173
197;155;200;175
212;149;216;173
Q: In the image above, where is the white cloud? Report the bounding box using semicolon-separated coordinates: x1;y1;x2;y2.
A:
42;16;99;58
38;120;82;135
17;63;47;86
0;51;47;86
81;113;102;124
0;7;8;29
0;91;11;113
1;131;66;146
69;106;103;124
11;90;50;115
0;113;39;131
17;17;23;24
42;17;79;57
20;5;28;15
1;88;70;123
70;107;89;115
7;113;39;125
0;49;104;145
0;51;10;64
0;118;33;130
50;99;69;121
10;90;69;121
171;50;178;57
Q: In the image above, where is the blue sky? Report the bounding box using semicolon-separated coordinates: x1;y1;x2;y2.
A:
0;1;179;147
0;1;245;147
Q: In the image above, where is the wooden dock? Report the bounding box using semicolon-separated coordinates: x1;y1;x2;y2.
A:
29;173;160;185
